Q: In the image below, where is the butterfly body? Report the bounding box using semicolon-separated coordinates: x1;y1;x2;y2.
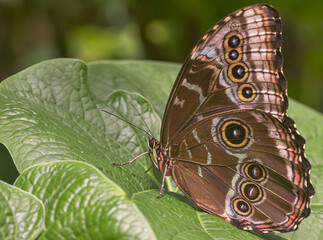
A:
132;4;314;233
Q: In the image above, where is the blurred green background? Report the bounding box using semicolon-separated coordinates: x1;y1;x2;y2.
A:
0;0;322;184
0;0;322;112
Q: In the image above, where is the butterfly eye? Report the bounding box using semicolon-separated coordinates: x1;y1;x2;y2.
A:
148;137;155;149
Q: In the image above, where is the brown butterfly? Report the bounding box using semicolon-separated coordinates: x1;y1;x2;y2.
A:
115;4;315;232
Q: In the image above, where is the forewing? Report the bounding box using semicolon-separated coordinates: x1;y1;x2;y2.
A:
161;4;287;145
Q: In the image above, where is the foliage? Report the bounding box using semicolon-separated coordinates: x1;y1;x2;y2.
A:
0;59;322;239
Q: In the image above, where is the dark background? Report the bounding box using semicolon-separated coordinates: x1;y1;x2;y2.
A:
0;0;322;112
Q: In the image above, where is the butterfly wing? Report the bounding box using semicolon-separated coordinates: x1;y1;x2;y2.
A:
170;109;314;232
160;4;314;232
161;4;287;145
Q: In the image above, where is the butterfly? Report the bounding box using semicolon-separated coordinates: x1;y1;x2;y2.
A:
115;4;315;232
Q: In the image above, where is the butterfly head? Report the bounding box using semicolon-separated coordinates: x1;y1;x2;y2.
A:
147;135;157;150
147;136;161;168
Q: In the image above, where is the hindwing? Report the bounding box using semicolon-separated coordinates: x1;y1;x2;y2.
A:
170;109;314;232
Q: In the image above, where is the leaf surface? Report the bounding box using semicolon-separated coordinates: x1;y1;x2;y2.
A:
0;59;321;239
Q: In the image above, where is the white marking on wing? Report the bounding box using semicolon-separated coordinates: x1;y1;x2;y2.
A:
206;48;218;58
196;115;203;121
191;45;218;60
286;157;293;180
174;96;185;108
207;151;212;164
191;49;199;60
211;118;218;143
182;78;204;103
183;139;192;159
202;144;212;164
198;166;203;178
192;128;201;143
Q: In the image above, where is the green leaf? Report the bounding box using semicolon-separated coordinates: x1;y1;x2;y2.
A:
15;160;156;240
0;59;322;239
0;180;44;240
0;60;160;197
87;60;178;116
133;191;263;240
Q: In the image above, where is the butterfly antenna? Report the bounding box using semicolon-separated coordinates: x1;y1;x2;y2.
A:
101;109;152;137
131;103;154;138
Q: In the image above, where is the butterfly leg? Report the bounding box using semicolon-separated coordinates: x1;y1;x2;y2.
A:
148;152;159;169
144;164;153;173
157;163;168;198
113;151;150;166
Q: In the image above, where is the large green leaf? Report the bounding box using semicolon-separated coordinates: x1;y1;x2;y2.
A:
0;180;44;240
0;59;322;239
87;60;178;116
15;160;155;240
